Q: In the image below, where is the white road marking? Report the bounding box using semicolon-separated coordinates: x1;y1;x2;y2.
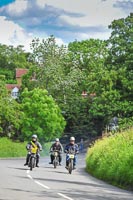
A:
58;192;74;200
27;174;32;179
34;180;50;189
26;170;74;200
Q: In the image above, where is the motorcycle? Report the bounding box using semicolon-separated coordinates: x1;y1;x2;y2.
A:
28;147;37;171
66;150;75;174
52;150;59;168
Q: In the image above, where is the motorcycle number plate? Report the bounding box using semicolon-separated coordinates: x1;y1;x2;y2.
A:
54;152;58;156
69;155;74;159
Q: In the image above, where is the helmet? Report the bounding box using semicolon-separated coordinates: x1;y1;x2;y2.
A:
32;134;37;139
55;138;59;142
70;136;75;141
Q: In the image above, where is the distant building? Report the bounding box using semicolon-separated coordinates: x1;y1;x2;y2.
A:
6;68;28;99
16;68;28;85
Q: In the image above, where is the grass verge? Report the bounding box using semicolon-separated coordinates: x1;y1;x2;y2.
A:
0;137;27;158
0;137;52;158
86;128;133;191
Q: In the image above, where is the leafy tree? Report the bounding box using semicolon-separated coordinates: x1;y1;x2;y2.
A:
22;37;110;137
105;13;133;129
0;76;21;137
20;88;66;141
67;39;109;136
0;44;32;83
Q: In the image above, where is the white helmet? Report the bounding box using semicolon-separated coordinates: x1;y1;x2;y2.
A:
70;136;75;141
55;138;59;142
32;134;37;139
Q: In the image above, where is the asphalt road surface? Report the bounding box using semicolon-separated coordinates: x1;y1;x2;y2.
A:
0;154;132;200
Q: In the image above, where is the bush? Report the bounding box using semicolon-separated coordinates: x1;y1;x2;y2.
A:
86;128;133;190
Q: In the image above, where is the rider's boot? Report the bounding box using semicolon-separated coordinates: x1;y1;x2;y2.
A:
65;161;69;169
36;158;39;167
73;164;76;170
24;155;29;166
24;163;28;166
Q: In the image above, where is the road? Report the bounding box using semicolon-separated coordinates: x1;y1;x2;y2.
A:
0;154;132;200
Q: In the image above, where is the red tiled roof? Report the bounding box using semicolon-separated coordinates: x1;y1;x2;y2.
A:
6;84;20;90
16;68;28;78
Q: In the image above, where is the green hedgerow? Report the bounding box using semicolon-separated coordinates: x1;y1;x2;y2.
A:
86;128;133;190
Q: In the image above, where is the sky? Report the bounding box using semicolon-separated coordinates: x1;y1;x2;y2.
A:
0;0;132;51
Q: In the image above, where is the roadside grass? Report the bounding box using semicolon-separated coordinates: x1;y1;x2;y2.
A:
0;137;27;158
0;137;52;158
86;128;133;191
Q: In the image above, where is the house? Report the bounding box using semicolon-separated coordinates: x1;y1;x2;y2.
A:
6;68;28;99
16;68;28;85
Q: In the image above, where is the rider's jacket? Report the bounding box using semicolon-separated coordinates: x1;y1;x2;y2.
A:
64;143;79;154
50;143;63;153
26;141;42;153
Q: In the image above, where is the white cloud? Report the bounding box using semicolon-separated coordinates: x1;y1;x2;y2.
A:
1;0;28;16
0;16;66;51
0;0;132;50
0;16;33;51
77;30;111;41
45;0;128;27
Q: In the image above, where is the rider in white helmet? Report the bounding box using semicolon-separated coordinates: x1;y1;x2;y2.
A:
24;134;42;167
49;138;63;165
64;136;79;169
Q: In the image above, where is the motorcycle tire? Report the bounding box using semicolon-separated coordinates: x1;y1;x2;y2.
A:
53;159;57;168
30;157;35;171
68;159;73;174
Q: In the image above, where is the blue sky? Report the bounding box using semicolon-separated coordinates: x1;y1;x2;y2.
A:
0;0;132;51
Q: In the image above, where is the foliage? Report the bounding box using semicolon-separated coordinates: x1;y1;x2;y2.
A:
20;88;66;141
0;44;32;81
86;128;133;190
0;76;21;137
0;14;132;140
105;13;133;127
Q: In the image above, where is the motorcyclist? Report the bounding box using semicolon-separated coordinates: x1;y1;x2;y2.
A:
49;138;63;165
64;136;79;169
24;134;42;167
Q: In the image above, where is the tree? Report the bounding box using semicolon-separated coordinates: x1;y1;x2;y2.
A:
105;13;133;129
0;76;21;137
20;88;66;141
67;39;109;136
22;37;109;138
0;44;33;83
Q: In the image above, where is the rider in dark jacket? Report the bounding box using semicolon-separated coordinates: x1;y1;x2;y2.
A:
24;134;42;167
64;137;79;169
49;138;63;165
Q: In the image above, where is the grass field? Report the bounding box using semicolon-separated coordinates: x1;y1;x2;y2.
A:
0;137;27;158
86;128;133;190
0;137;51;158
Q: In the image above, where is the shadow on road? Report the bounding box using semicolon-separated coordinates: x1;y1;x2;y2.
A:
34;177;106;188
8;167;28;171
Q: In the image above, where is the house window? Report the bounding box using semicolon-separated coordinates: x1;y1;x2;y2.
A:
11;87;19;99
12;92;19;97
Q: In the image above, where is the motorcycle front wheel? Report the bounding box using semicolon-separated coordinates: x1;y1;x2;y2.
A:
68;159;73;174
53;158;57;168
30;157;35;171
